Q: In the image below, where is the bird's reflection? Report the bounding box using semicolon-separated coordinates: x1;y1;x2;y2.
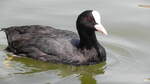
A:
4;53;106;84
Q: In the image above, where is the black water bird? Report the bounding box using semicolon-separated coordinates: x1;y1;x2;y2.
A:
1;10;108;65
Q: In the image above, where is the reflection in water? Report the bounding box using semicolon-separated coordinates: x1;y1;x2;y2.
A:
3;56;14;67
80;74;96;84
4;53;106;84
138;4;150;8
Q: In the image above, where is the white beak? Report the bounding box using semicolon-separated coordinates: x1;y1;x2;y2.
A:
92;10;108;35
95;24;108;35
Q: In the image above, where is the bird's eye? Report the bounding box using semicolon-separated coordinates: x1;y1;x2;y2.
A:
86;16;93;22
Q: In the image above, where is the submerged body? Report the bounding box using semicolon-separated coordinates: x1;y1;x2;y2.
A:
1;10;107;65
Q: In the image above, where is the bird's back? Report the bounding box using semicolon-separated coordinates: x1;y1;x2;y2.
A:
2;25;79;54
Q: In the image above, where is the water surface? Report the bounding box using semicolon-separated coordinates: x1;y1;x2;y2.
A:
0;0;150;84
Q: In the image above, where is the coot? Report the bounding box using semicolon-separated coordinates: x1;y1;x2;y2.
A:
1;10;108;65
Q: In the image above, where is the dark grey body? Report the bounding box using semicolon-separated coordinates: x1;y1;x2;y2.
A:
1;10;106;65
2;25;106;65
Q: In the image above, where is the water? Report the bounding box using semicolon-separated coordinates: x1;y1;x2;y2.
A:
0;0;150;84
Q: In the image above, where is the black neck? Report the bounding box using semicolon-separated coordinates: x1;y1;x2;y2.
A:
78;30;98;49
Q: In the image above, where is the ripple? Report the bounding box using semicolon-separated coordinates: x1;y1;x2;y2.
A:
97;35;147;72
